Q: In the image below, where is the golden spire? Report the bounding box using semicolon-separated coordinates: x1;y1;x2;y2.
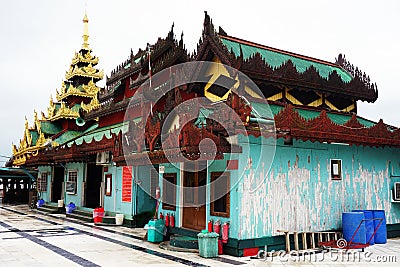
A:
82;11;90;50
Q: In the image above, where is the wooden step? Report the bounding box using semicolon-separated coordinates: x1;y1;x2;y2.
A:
66;212;93;223
72;209;93;217
170;235;199;249
37;204;61;214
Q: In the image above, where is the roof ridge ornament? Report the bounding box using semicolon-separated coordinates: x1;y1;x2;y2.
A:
336;53;378;101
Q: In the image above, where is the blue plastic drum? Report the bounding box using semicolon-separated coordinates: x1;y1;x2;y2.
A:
372;210;387;244
352;210;374;245
342;212;366;244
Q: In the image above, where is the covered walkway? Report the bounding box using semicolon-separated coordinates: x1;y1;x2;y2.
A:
0;167;37;204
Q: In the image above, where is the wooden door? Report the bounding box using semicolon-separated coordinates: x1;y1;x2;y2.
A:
182;163;207;231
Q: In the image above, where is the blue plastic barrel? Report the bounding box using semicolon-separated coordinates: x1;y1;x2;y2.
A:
372;210;387;244
353;210;374;245
342;212;366;244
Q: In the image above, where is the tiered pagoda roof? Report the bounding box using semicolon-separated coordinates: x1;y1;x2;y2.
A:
12;12;103;166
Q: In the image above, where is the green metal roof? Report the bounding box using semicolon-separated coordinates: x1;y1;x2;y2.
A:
67;122;128;147
250;102;376;128
53;131;82;145
251;102;280;119
30;130;39;146
221;37;353;83
41;121;63;135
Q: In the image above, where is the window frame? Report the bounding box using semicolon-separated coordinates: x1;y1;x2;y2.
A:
210;172;230;218
162;173;177;211
105;174;112;197
66;170;78;195
330;159;342;180
38;172;48;192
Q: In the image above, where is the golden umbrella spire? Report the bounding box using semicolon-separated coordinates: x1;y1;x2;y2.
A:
82;11;90;50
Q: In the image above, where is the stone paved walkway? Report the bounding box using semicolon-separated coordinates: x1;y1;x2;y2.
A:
0;204;399;266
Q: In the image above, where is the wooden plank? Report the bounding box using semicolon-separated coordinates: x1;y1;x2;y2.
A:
277;230;290;252
302;232;307;250
311;232;315;248
294;232;299;251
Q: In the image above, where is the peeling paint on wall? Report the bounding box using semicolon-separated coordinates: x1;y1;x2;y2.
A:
238;138;400;240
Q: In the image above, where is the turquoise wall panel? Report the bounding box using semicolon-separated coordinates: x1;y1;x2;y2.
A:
134;165;156;214
236;136;400;240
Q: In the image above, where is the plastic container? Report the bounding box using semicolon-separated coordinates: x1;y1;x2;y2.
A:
342;212;366;244
372;210;387;244
36;199;45;208
147;219;164;243
65;202;76;214
197;231;219;258
115;214;124;225
352;210;374;245
93;207;105;223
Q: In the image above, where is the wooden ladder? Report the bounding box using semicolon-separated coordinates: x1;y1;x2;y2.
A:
277;230;342;252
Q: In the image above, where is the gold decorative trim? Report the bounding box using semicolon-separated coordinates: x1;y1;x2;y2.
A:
56;80;100;101
65;64;104;80
81;94;100;113
47;102;80;121
12;112;50;166
71;51;99;66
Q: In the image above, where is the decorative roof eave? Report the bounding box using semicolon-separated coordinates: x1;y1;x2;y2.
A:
81;96;131;121
71;51;99;66
271;105;400;147
118;148;226;166
56;80;100;101
24;130;120;167
47;102;80;121
195;12;237;66
12;111;49;166
65;64;104;81
241;55;378;102
81;94;100;113
107;23;186;85
196;12;378;103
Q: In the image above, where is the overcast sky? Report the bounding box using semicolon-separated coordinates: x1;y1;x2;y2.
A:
1;0;399;163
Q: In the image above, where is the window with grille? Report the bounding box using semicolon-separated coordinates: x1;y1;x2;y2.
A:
210;172;230;217
66;170;77;194
162;173;176;210
38;172;48;192
150;166;159;199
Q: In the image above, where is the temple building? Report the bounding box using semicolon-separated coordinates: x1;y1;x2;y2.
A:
11;11;400;256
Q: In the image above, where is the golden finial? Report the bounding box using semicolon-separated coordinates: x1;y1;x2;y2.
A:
24;116;29;129
82;11;90;50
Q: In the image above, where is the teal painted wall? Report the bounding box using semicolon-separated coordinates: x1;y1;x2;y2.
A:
236;136;400;240
134;165;156;214
102;165;133;217
102;165;155;219
103;164;116;213
37;165;52;202
157;159;239;229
